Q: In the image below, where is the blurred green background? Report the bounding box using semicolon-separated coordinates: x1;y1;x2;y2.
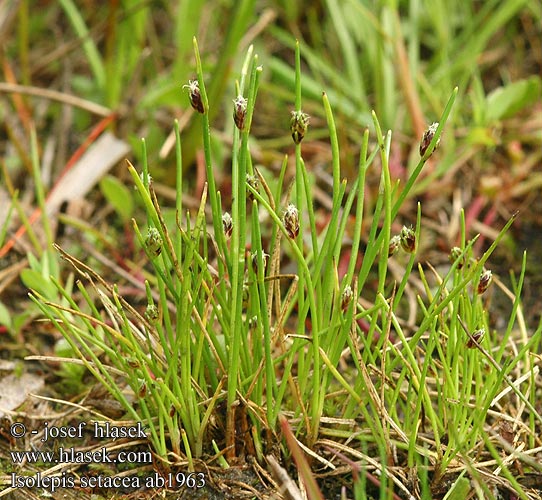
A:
1;0;541;318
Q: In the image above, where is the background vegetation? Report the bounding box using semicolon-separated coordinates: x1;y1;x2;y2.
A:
0;1;541;499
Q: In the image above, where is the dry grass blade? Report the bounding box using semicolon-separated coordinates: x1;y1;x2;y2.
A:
267;454;302;500
0;82;112;117
279;415;324;500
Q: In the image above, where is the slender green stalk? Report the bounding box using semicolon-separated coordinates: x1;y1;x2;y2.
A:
251;201;276;426
371;112;392;296
345;130;370;285
22;22;540;498
174;120;183;261
193;38;223;258
58;0;105;90
226;54;260;411
393;88;457;217
29;126;53;252
292;42;309;427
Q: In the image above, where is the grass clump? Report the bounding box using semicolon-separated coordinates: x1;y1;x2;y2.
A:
27;38;542;500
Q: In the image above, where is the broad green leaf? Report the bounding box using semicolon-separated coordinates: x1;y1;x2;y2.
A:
27;251;41;272
0;196;16;247
466;126;499;146
20;269;57;299
443;475;470;500
55;337;74;357
46;248;59;281
99;175;133;222
486;76;542;121
0;301;11;330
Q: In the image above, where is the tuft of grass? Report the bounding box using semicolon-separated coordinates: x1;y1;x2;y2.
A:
27;37;542;499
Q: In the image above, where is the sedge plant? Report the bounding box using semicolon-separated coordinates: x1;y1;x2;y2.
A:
29;39;541;499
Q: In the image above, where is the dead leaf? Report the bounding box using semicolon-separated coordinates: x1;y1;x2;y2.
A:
0;372;44;419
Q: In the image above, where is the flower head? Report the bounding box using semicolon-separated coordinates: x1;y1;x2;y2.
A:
477;269;492;294
283;204;300;239
145;227;162;258
145;304;159;322
419;122;440;157
233;95;247;130
400;226;416;253
449;247;465;269
466;328;485;349
183;79;204;114
290;110;310;144
222;212;233;239
388;235;401;257
341;285;353;312
246;174;259;202
251;250;269;275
